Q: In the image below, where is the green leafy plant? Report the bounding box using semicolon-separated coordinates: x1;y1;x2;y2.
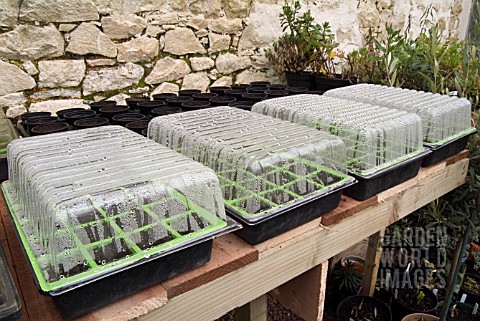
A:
265;1;316;73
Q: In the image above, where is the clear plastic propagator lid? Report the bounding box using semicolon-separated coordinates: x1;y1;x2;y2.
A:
252;94;426;177
324;84;475;146
148;106;354;223
2;126;232;294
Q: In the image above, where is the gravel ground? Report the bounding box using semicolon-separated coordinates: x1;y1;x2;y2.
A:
215;294;306;321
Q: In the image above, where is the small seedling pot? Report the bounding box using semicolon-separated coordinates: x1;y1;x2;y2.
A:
435;301;480;321
224;89;246;98
112;113;146;126
246;86;269;93
264;90;289;98
286;86;309;95
126;120;150;134
141;128;148;137
73;117;109;129
89;101;116;112
63;110;96;125
30;123;69;136
25;116;59;133
20;112;51;122
99;105;130;119
459;273;480;306
182;101;211;111
192;93;218;101
209;96;236;106
228;101;254;111
151;107;182;117
337;295;392;321
178;89;201;97
125;97;150;109
391;287;438;321
166;96;193;107
250;81;270;87
137;101;166;115
314;74;356;91
241;93;267;102
209;86;231;96
306;90;325;95
231;84;251;90
152;93;177;101
57;108;86;119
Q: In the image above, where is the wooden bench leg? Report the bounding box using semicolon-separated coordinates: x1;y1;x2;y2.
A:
361;229;385;296
269;260;329;321
237;294;267;321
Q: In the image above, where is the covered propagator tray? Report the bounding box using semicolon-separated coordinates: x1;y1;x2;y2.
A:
252;94;429;200
1;126;238;319
324;84;476;166
148;106;355;244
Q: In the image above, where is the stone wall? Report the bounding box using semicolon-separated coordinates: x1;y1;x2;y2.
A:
0;0;473;117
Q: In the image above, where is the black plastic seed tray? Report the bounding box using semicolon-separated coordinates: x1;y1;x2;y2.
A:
3;186;238;319
0;240;21;321
229;188;343;244
345;150;430;201
422;128;477;166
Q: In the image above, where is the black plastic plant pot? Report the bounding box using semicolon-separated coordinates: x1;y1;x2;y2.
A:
125;97;150;107
391;288;438;321
267;83;287;90
315;74;356;91
89;101;116;112
345;151;429;201
241;93;267;102
224;89;247;98
286;87;309;95
422;129;477;166
337;295;392;321
231;84;251;90
285;71;315;90
182;101;211;111
25;116;59;133
435;301;480;321
166;96;193;107
192;93;218;101
209;96;236;106
19;111;52;122
250;81;270;87
30;123;69;136
111;113;146;126
126;120;150;134
151;107;183;117
56;108;86;119
458;273;480;307
63;110;96;125
178;89;201;97
152;93;177;101
246;86;269;93
231;188;345;245
137;101;166;116
99;105;130;120
73;117;109;129
0;157;7;183
141;128;148;137
264;90;288;98
209;86;231;96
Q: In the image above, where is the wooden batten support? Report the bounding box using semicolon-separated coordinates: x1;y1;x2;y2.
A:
270;260;329;321
237;294;267;321
361;229;385;296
